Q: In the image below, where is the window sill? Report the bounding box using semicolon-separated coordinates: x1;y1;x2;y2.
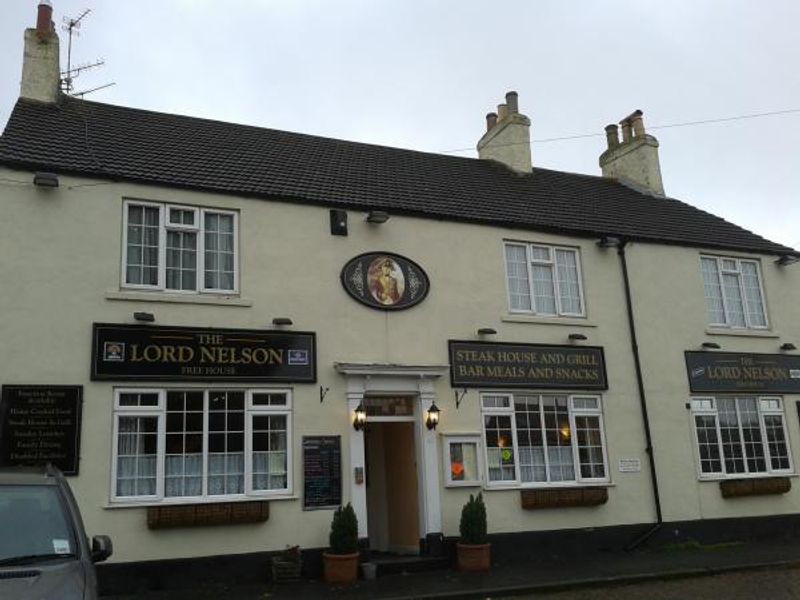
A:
483;482;613;491
501;315;597;327
105;494;297;509
704;327;779;339
106;290;253;307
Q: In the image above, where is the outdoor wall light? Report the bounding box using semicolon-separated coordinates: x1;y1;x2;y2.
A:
330;209;348;236
352;403;367;431
133;312;155;322
568;333;587;341
272;317;293;327
597;235;622;248
425;402;441;431
33;172;59;188
781;343;797;351
701;342;721;350
477;327;497;336
365;210;390;224
776;254;800;266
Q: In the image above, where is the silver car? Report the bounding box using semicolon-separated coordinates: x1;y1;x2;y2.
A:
0;464;112;600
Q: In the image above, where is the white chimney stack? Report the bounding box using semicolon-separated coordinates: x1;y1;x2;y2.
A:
599;110;665;197
21;1;61;103
477;91;532;174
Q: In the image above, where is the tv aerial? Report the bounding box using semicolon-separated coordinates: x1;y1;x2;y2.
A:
59;8;115;97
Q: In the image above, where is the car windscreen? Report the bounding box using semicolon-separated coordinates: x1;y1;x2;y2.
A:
0;485;78;562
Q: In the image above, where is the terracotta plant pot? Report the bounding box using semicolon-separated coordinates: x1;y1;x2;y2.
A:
456;542;491;572
323;551;360;584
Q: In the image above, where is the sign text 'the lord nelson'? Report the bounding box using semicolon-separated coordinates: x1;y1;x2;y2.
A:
92;324;316;382
448;341;607;390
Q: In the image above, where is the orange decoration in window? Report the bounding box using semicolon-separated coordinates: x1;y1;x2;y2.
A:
451;461;464;478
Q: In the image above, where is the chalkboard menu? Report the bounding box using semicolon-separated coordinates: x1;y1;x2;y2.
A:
0;385;82;475
303;436;342;510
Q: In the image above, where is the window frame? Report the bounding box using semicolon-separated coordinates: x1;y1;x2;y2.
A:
503;241;586;318
121;199;240;295
700;255;768;330
689;395;793;480
442;435;484;487
110;387;293;505
480;391;609;489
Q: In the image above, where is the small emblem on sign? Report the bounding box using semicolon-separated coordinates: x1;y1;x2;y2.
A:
288;350;309;365
103;342;125;362
691;367;705;378
790;370;800;379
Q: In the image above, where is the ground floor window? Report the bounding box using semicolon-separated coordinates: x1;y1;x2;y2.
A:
112;388;292;502
480;392;608;487
690;396;792;478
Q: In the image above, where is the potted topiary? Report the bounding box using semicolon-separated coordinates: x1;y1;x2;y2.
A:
323;503;360;584
456;493;490;571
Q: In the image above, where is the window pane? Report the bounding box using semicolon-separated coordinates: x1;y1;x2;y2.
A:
505;245;531;311
204;212;235;291
531;264;557;315
740;262;766;327
482;395;511;409
484;414;515;482
165;391;204;497
126;205;160;286
701;258;725;325
764;414;790;470
252;414;288;491
116;416;158;497
449;442;479;483
514;396;546;482
166;230;197;291
718;398;746;473
575;415;605;479
207;391;245;495
555;249;582;314
722;273;746;327
694;415;722;473
737;398;766;472
542;395;575;481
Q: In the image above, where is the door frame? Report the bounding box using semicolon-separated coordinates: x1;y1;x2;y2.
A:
335;363;446;544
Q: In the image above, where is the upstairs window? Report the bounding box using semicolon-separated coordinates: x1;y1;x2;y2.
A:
700;256;766;328
123;201;238;293
504;242;584;317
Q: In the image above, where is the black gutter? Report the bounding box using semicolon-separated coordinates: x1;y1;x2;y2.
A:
615;239;663;550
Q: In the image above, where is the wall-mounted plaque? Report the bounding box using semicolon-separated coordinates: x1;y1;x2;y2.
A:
341;252;430;311
685;351;800;393
303;436;342;510
92;324;316;382
0;385;82;475
449;341;607;390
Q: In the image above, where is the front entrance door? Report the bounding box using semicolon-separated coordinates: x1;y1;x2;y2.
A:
365;421;420;554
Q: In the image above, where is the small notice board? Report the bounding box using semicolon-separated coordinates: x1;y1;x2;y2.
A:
302;436;342;510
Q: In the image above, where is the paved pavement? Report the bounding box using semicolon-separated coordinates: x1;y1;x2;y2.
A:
101;536;800;600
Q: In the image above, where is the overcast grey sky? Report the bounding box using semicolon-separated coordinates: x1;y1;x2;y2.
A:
2;1;798;248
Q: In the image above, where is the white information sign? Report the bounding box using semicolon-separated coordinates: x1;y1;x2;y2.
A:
618;458;642;473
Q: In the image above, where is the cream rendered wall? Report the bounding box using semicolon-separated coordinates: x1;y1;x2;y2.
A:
8;165;788;564
625;242;800;523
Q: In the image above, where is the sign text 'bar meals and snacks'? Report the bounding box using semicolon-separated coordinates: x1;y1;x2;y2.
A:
449;341;607;390
686;351;800;393
92;324;316;382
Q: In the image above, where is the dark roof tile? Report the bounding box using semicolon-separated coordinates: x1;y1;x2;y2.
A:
0;96;793;255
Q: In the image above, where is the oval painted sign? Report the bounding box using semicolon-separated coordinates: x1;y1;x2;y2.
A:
341;252;430;311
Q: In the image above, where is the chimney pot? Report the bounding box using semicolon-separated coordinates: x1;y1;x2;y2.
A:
36;1;53;36
486;112;498;131
505;91;519;114
604;124;619;149
497;103;509;121
631;113;645;137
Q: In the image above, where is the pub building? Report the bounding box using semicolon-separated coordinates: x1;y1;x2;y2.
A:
2;3;800;590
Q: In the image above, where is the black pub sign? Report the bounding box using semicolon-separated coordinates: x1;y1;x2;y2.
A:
0;385;83;475
341;252;430;311
685;351;800;393
92;324;316;382
449;341;607;390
